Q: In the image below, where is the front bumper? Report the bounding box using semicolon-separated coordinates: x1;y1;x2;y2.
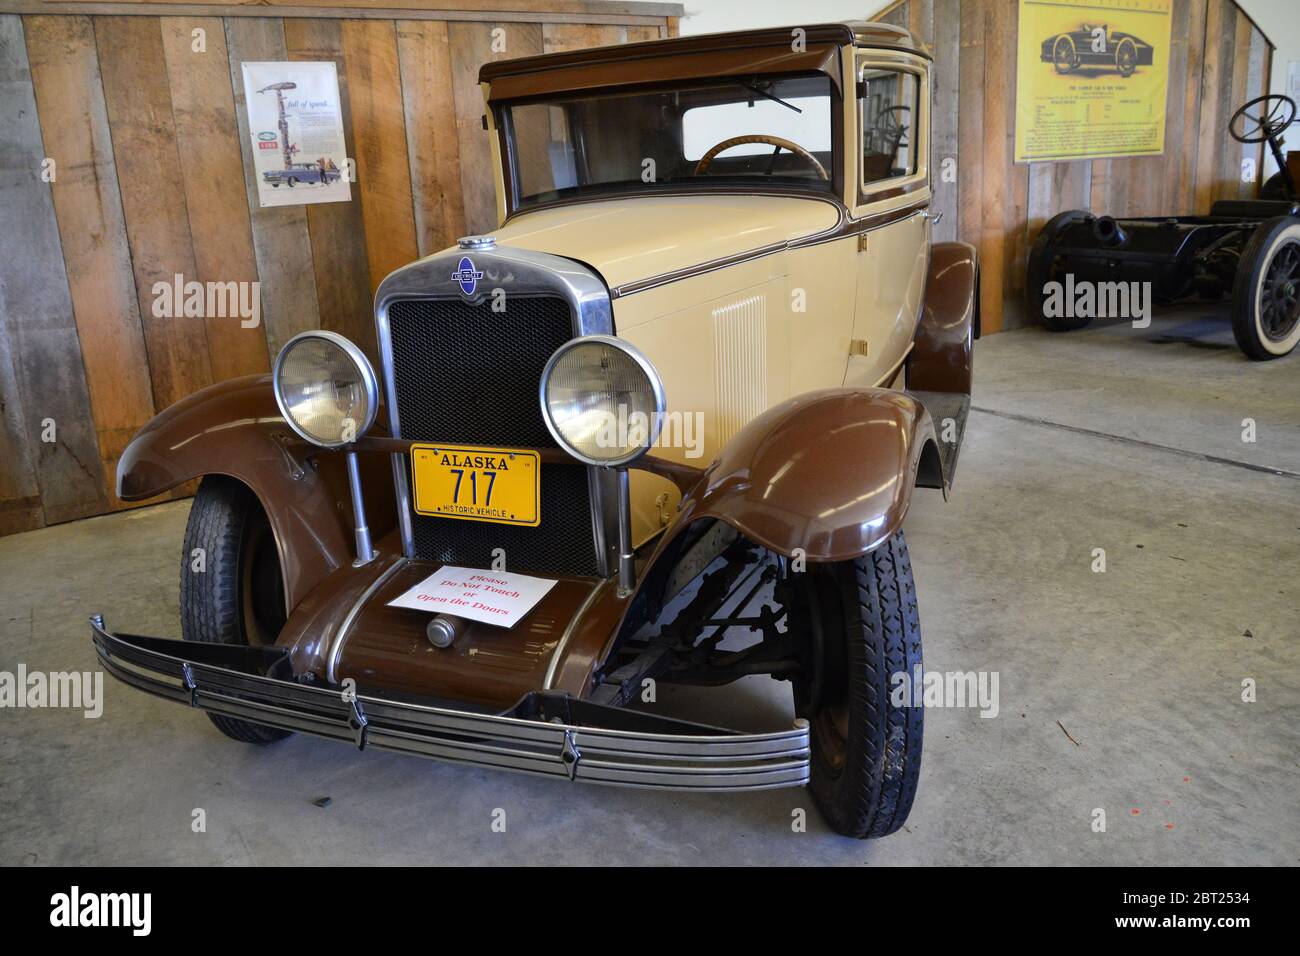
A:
91;616;810;791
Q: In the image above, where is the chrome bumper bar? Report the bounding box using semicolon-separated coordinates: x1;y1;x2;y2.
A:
91;616;809;792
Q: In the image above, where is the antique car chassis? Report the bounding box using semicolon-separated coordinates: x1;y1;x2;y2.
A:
90;20;978;836
1028;95;1300;360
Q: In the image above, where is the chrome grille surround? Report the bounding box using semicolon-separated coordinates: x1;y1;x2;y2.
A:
374;244;619;577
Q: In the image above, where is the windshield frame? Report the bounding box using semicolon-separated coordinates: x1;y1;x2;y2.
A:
493;72;844;219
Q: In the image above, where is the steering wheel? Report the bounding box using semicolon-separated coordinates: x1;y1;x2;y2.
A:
1230;94;1296;144
694;134;829;179
877;105;911;140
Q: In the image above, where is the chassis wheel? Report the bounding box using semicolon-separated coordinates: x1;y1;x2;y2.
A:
1027;209;1093;331
1232;216;1300;360
181;475;292;744
1053;36;1078;74
1261;172;1290;202
789;532;922;839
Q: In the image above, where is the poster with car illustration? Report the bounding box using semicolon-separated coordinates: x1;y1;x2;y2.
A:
241;61;352;208
1014;0;1172;163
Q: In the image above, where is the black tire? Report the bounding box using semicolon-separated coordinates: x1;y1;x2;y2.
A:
1261;171;1289;202
789;532;922;839
181;475;292;744
1114;38;1138;78
1052;36;1077;75
1027;209;1093;331
1231;216;1300;360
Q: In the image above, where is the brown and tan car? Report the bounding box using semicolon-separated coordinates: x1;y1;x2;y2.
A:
92;20;977;839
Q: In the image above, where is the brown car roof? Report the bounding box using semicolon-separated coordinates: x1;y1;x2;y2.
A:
478;20;929;88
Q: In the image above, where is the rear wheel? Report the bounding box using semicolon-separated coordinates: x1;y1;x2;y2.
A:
789;532;923;839
181;475;292;744
1232;216;1300;360
1114;38;1138;77
1028;209;1094;331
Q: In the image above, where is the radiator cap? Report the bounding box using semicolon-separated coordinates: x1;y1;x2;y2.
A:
458;235;496;250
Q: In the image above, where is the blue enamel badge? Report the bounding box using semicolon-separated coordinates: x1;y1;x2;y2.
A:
452;257;484;296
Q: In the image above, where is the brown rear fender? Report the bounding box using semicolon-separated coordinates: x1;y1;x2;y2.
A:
909;240;978;394
117;374;395;610
662;387;940;566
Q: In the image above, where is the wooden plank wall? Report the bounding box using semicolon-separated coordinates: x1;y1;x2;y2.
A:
0;1;676;534
875;0;1272;335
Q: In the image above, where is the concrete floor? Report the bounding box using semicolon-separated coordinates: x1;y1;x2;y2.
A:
2;306;1298;865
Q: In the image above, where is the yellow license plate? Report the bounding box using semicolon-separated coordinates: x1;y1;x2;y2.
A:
410;443;540;527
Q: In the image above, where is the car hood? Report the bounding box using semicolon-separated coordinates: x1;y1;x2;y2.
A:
490;194;842;293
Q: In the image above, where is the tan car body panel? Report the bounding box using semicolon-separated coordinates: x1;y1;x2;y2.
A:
483;49;933;546
492;195;842;295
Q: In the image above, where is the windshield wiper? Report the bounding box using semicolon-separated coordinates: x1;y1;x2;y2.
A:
733;80;801;114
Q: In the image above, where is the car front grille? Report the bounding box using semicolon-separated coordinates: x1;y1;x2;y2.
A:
385;295;601;577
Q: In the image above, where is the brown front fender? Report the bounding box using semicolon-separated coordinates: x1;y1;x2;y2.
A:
117;374;394;609
666;387;940;565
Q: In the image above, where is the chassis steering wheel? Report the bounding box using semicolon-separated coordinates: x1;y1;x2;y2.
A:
694;134;829;179
1230;94;1296;144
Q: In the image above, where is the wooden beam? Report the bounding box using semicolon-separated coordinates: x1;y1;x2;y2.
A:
0;1;678;26
342;17;419;295
161;15;271;380
96;14;215;411
0;13;109;523
396;18;466;256
955;0;982;249
283;17;377;362
224;15;323;359
930;0;957;243
447;20;542;234
24;13;157;510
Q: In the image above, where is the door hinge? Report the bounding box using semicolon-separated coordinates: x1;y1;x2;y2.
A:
849;338;870;357
857;232;869;252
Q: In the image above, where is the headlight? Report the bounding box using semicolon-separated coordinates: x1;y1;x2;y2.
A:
273;331;378;448
540;335;666;467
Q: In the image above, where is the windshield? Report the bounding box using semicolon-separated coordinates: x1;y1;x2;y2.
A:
501;73;836;210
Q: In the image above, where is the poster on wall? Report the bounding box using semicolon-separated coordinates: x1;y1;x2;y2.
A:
1014;0;1173;163
240;61;351;208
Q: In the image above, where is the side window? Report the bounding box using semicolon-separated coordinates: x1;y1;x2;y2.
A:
859;68;920;187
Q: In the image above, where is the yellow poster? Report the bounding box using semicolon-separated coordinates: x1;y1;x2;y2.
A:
1014;0;1173;163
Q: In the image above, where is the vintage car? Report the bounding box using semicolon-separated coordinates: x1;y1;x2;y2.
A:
263;161;341;188
1028;94;1300;360
92;20;978;839
1040;24;1154;78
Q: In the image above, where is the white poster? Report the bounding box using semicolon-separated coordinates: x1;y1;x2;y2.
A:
241;61;351;208
387;566;558;628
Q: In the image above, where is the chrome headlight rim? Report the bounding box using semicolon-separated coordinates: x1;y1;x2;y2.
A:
539;334;667;468
272;330;379;449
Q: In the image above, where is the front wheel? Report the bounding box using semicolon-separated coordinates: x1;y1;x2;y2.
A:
789;531;923;839
181;476;292;744
1232;216;1300;359
1053;36;1078;74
